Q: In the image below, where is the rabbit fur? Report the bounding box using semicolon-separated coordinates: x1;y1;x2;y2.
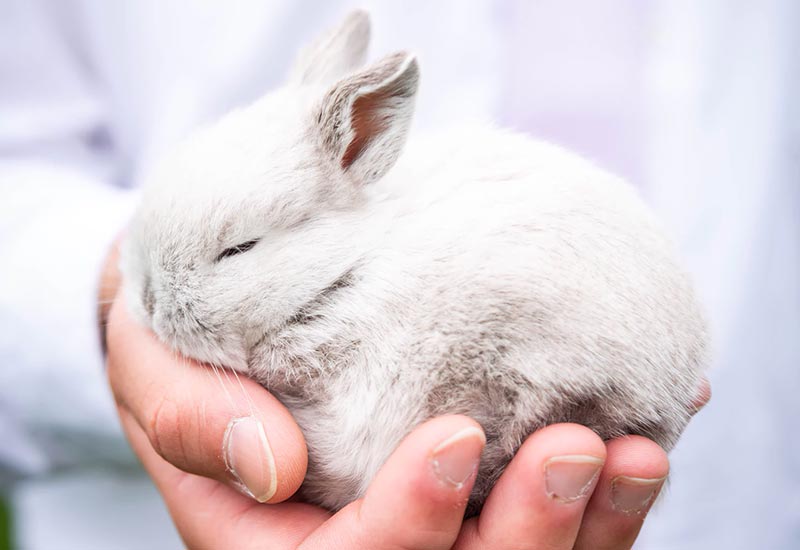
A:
121;10;709;514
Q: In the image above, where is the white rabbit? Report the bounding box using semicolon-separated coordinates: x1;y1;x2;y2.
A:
121;10;708;514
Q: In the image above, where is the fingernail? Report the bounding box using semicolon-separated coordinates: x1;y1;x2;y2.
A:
223;416;277;503
611;476;665;516
544;455;604;502
430;426;486;490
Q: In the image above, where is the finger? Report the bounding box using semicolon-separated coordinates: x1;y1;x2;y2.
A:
690;376;712;413
106;296;307;503
299;415;486;550
119;407;330;550
455;423;606;550
573;436;669;550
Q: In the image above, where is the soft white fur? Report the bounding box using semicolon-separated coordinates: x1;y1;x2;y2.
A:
121;10;708;513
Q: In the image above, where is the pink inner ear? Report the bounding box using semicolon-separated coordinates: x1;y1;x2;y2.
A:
341;89;391;170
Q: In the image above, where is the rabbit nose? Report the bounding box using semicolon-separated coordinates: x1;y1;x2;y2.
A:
143;277;156;316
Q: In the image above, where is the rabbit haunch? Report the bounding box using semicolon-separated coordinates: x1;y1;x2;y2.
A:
121;11;708;515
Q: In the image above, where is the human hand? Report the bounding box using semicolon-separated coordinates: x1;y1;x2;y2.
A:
102;242;710;549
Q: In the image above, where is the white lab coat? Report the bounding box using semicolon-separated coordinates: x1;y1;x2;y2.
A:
0;1;797;548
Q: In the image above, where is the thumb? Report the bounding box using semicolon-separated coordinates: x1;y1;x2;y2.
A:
106;295;307;503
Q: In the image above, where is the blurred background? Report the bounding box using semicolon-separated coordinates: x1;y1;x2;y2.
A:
1;1;797;548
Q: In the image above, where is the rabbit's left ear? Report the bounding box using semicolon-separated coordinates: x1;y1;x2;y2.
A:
289;10;371;87
313;52;419;186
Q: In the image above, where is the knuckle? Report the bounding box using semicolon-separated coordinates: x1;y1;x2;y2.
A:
145;392;188;466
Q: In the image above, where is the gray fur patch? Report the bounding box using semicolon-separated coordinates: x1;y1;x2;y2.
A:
286;266;357;326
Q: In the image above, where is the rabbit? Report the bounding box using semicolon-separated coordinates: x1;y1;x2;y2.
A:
120;10;709;515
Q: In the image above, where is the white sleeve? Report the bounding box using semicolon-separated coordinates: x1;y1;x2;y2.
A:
0;1;140;480
0;163;139;479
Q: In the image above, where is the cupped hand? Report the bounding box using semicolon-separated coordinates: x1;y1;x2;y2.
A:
103;241;710;548
107;295;709;549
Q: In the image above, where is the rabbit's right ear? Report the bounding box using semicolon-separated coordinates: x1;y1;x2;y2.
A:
312;52;419;187
289;10;371;87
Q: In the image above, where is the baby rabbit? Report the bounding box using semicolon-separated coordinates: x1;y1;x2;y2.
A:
121;11;708;514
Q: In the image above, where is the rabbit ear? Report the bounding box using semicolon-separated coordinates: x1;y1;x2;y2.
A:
289;10;371;87
314;52;419;186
